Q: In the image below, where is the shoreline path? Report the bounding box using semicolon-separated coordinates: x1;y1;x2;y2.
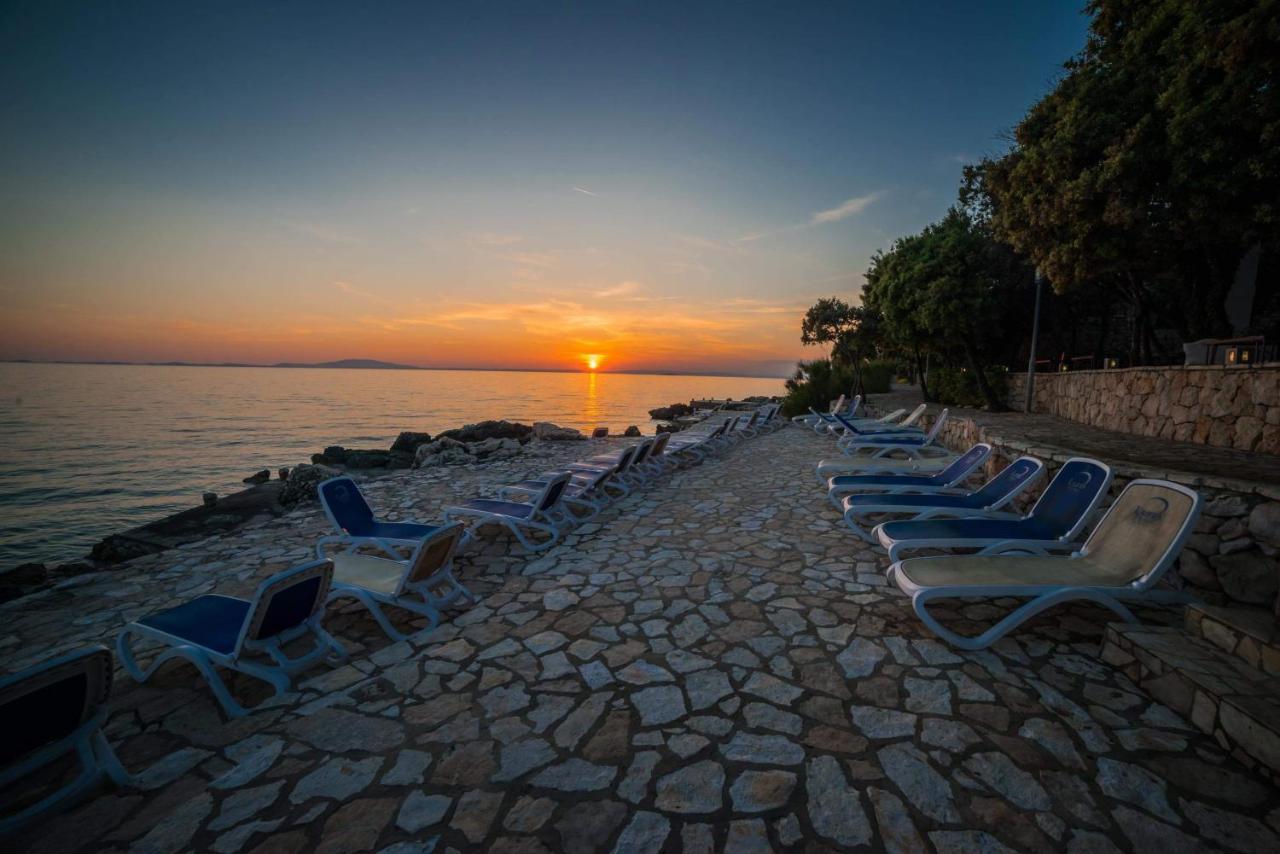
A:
7;425;1279;852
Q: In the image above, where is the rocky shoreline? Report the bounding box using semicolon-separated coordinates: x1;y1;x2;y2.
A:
1;397;776;602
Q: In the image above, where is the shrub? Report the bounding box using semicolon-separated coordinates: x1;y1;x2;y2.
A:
861;360;896;394
779;358;896;417
930;365;1009;408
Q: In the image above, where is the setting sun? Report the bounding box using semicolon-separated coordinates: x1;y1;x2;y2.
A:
583;354;603;371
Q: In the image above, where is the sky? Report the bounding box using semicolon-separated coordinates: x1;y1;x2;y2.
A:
0;1;1089;377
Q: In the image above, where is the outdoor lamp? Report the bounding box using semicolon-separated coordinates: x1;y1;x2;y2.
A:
1226;347;1238;365
1104;357;1119;369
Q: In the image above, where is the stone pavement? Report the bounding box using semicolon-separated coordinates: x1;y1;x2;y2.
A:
7;427;1280;852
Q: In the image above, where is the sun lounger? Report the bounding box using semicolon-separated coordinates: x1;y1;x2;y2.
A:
887;479;1202;649
117;560;344;717
319;476;445;559
875;458;1113;560
0;646;133;834
320;522;472;642
500;450;634;523
839;455;1045;541
834;410;951;459
793;394;855;427
444;472;571;551
814;451;963;482
825;443;992;506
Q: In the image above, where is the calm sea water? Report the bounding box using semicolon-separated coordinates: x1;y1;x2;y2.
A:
0;363;783;569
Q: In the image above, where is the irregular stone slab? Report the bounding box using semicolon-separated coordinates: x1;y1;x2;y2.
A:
209;781;284;832
580;660;616;689
654;760;725;814
730;769;797;813
869;787;926;854
611;811;670;854
493;738;558;782
543;588;580;610
685;669;733;711
397;792;452;833
213;735;284;789
480;683;531;718
962;752;1051;811
286;707;405;754
317;797;398;854
618;751;663;803
452;789;504;844
527;694;575;733
524;630;569;654
725;818;772;853
504;796;557;833
850;705;917;739
837;639;886;678
132;791;213;854
616;660;674;685
632;685;687;725
877;743;958;822
1180;797;1280;852
929;830;1018;853
806;755;871;847
555;692;611;749
921;718;982;753
134;747;212;790
555;800;629;854
289;756;383;804
743;701;802;735
1111;805;1201;850
1096;758;1179;823
903;677;952;715
741;672;802;704
1018;718;1084;769
530;758;618;792
720;733;805;766
381;749;433;786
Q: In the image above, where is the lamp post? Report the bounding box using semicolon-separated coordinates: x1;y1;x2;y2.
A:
1024;268;1044;413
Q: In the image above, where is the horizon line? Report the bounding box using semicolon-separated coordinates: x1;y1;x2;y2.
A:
1;357;792;381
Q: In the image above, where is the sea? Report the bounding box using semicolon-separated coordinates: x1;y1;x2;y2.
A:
0;363;784;569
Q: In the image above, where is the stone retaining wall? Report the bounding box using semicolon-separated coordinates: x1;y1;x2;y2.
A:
1006;365;1280;455
931;413;1280;613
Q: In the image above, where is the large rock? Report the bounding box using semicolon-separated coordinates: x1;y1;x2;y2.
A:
624;425;642;437
1210;550;1279;605
532;422;586;441
390;431;433;454
469;437;522;459
414;437;473;468
343;449;390;469
438;420;532;443
1249;502;1280;548
648;402;693;421
280;463;340;506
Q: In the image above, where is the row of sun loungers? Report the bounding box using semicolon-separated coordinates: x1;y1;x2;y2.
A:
808;407;1203;651
0;403;788;834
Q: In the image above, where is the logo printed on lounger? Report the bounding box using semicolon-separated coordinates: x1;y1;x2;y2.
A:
1132;496;1169;523
1066;471;1092;491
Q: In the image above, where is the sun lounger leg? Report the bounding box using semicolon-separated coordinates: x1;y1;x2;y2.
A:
912;587;1141;651
840;510;878;543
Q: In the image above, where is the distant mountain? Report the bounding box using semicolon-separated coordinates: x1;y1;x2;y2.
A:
270;359;419;370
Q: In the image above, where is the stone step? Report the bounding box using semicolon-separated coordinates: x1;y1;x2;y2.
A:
1185;602;1280;676
1101;622;1280;783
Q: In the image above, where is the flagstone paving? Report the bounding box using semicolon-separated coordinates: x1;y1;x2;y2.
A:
8;425;1280;852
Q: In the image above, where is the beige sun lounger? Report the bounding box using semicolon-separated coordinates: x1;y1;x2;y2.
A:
887;480;1202;649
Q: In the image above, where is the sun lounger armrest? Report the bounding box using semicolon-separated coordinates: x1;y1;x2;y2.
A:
975;540;1082;557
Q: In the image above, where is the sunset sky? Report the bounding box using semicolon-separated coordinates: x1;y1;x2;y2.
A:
0;1;1087;376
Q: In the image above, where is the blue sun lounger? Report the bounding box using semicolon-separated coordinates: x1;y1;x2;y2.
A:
320;522;473;642
117;559;344;717
875;458;1114;561
794;395;856;428
319;476;446;558
835;410;951;459
500;448;636;524
0;646;134;834
444;472;572;551
831;405;928;438
825;443;993;507
839;455;1046;541
888;479;1201;649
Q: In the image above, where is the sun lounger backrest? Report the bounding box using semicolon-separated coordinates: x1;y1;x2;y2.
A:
922;409;948;443
846;395;862;417
1080;480;1202;587
241;560;334;650
319;477;376;536
403;524;465;593
534;472;572;513
614;446;637;473
829;395;846;414
971;456;1045;508
935;443;993;481
1027;458;1113;539
630;439;655;467
0;646;113;767
899;403;928;427
649;432;670;457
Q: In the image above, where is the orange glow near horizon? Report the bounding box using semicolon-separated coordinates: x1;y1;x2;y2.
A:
583;353;603;371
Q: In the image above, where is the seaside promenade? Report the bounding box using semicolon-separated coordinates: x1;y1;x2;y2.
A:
7;425;1280;852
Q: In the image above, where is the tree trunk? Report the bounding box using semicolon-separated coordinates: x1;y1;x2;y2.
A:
963;343;1007;411
915;348;933;402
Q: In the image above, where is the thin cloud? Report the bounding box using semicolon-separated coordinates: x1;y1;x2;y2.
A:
593;281;641;298
810;192;885;225
572;186;599;197
471;232;524;247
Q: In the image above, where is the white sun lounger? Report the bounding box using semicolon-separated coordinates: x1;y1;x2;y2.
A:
887;479;1202;649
